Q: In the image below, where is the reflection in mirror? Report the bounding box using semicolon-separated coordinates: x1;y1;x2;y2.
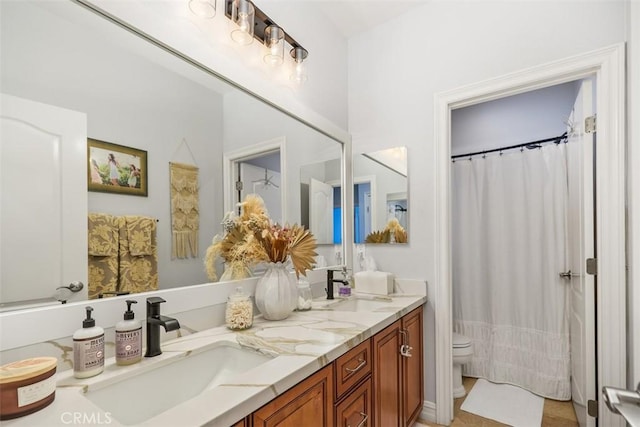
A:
300;159;342;245
0;0;344;310
353;147;408;244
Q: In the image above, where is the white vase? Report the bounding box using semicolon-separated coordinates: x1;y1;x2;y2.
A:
254;262;297;320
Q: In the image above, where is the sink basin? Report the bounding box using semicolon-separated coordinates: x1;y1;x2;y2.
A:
325;297;392;312
84;341;272;425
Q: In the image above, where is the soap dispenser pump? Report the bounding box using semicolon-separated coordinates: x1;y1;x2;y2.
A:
73;306;105;378
115;300;142;366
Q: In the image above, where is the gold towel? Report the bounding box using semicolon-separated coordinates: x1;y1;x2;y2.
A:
124;216;155;256
88;213;119;299
118;216;158;294
88;213;118;256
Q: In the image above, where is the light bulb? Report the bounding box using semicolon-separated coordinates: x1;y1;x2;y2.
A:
230;0;254;45
263;25;284;66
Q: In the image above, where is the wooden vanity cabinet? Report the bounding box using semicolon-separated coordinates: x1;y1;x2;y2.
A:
402;306;424;426
334;339;373;426
372;306;424;427
249;305;423;427
335;378;372;427
252;364;334;427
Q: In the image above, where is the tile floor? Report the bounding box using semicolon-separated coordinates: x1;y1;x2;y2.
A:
416;377;579;426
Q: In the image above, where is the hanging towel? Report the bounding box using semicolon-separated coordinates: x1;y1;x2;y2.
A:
87;213;119;299
124;216;155;256
169;162;199;259
88;213;118;256
118;216;158;295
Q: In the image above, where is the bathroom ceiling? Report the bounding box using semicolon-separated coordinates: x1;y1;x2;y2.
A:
310;1;428;38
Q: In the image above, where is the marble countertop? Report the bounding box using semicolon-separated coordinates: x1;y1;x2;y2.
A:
4;288;426;427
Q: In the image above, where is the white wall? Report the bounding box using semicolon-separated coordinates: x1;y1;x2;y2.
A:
451;81;580;155
88;0;349;134
348;0;627;404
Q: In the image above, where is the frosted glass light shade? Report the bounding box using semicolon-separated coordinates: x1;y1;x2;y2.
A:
231;0;254;45
188;0;216;18
263;25;284;66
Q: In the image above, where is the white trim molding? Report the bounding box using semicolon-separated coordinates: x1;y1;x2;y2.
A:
420;400;437;424
223;136;287;221
434;43;626;426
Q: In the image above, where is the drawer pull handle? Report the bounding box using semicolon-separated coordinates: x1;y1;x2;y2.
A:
345;358;366;374
352;412;368;427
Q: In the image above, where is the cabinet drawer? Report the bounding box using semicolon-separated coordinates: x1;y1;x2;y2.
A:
335;339;372;400
335;377;372;427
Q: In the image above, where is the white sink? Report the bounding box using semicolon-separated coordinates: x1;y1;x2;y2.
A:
324;296;393;312
83;341;272;425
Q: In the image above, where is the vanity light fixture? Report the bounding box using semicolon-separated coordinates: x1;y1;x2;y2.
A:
263;25;284;66
290;46;308;83
188;0;216;18
223;0;309;81
230;0;255;45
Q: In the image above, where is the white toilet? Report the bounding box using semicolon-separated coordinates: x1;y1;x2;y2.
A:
452;333;473;398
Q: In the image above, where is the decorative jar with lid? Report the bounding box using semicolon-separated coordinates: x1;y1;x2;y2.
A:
225;286;253;330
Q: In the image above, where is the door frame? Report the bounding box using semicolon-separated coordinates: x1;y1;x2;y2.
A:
223;136;287;221
434;43;626;426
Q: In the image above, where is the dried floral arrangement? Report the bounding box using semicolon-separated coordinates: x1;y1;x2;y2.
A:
205;194;317;281
365;218;407;244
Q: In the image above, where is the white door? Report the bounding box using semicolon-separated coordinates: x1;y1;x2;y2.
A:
567;79;596;427
309;178;333;244
0;94;88;306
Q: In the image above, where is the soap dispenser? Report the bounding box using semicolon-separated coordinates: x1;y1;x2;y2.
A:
115;300;142;366
73;306;104;378
338;266;352;297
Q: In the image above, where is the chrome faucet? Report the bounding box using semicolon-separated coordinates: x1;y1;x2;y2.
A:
145;297;180;358
326;269;348;300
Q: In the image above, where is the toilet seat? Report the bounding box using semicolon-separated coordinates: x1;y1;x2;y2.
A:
453;333;471;349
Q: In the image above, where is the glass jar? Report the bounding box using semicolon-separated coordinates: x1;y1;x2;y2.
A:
225;286;253;330
296;279;313;311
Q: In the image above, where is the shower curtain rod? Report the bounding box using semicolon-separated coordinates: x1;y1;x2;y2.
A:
451;132;568;160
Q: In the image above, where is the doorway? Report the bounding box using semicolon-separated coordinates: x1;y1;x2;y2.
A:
450;79;595;426
433;44;626;426
223;137;287;226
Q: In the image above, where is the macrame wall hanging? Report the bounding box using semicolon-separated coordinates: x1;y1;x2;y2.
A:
169;162;199;259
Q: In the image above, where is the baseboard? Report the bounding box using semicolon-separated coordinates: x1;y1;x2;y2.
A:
420;400;436;423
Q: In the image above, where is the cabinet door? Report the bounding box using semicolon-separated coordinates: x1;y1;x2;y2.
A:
253;364;334;427
232;418;248;427
335;377;372;427
372;320;402;427
402;306;424;426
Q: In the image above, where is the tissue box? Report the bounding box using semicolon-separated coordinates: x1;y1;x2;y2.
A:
354;271;395;295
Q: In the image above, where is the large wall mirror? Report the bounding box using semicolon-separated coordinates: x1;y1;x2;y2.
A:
0;0;344;310
301;146;408;246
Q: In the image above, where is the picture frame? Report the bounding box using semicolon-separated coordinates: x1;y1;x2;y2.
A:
87;138;148;196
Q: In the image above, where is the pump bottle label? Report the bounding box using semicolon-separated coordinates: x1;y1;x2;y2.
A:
116;327;142;362
73;335;104;372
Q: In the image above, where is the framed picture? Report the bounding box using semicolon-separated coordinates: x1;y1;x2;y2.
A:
87;138;148;196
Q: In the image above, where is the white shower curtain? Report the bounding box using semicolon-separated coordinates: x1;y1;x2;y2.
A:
452;144;571;400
